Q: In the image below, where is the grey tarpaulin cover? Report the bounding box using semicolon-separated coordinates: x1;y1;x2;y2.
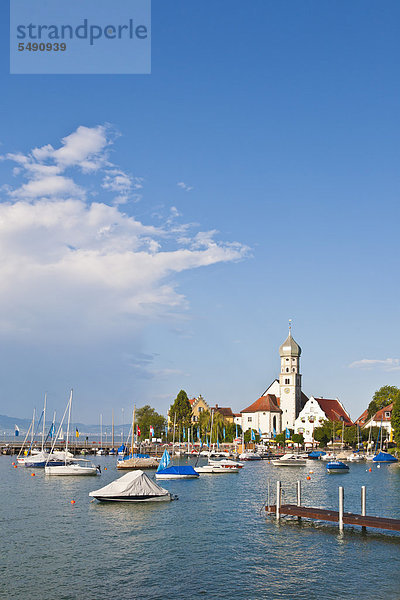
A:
89;469;170;499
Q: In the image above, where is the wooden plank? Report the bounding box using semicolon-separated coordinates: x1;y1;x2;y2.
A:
267;504;400;532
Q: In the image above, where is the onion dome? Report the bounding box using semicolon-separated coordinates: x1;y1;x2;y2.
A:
279;331;301;357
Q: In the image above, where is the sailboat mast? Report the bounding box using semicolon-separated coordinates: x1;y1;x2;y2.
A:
65;390;73;464
131;406;135;457
42;393;47;452
100;413;103;448
112;409;114;448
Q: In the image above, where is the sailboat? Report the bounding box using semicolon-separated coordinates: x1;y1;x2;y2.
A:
116;407;158;469
155;448;199;479
45;390;99;476
96;414;105;455
194;411;240;474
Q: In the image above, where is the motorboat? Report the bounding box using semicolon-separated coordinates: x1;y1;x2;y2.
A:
208;458;244;469
326;461;349;473
348;452;364;462
238;451;262;461
271;453;307;467
321;452;336;462
194;464;239;474
89;470;175;502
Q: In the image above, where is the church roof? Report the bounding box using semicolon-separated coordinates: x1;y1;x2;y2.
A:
314;398;352;425
241;394;282;414
279;331;301;357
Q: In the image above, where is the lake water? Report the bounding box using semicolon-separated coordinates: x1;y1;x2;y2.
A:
1;456;400;599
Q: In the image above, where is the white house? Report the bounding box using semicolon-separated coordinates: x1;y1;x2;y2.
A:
294;396;353;446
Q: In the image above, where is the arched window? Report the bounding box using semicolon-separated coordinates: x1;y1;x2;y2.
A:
286;368;289;373
292;368;295;372
273;416;277;431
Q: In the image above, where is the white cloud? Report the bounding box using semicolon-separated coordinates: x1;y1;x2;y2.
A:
349;358;400;372
177;181;193;192
0;125;248;341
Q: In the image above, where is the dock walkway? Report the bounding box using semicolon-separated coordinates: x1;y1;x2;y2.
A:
267;503;400;532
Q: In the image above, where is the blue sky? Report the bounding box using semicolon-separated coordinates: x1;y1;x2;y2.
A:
0;0;399;423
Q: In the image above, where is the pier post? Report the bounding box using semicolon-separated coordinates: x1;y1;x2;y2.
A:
276;480;281;521
338;486;344;531
296;480;301;506
361;485;366;531
296;480;302;521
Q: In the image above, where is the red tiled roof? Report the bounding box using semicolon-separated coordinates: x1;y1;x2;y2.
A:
234;413;242;417
213;406;234;418
373;403;393;422
315;398;353;425
189;398;196;406
241;395;282;414
355;409;368;426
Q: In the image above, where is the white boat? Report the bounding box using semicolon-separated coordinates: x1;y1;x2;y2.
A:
348;452;364;462
194;464;239;474
238;451;262;461
89;470;175;502
44;390;100;477
45;459;99;476
208;458;244;469
271;453;307;466
321;452;336;462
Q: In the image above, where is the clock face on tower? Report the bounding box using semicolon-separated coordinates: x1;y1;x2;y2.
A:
284;388;290;394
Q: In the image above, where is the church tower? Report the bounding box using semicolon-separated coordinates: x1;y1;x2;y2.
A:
279;323;302;430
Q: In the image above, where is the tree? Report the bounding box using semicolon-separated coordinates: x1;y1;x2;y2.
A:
292;433;304;446
313;421;332;447
391;397;400;446
169;390;192;437
367;385;400;419
136;405;166;439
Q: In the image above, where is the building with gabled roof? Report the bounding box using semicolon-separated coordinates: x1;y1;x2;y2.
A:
363;403;394;441
355;408;368;427
241;394;282;435
294;396;353;446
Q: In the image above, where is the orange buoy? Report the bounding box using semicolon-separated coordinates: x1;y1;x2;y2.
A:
306;475;311;480
71;500;76;504
11;462;15;466
14;465;18;468
309;470;314;474
31;473;35;476
369;467;372;472
104;467;107;470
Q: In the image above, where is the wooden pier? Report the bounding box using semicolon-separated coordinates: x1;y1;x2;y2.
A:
267;504;400;532
266;481;400;533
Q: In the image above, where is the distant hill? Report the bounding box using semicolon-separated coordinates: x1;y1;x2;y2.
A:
0;414;125;435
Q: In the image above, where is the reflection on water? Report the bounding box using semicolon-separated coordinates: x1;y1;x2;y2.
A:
1;456;400;599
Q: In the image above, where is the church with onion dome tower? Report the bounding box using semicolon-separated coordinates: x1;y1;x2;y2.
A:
240;322;308;436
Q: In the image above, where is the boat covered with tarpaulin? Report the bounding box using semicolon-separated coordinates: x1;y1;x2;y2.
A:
372;451;398;463
89;470;175;502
